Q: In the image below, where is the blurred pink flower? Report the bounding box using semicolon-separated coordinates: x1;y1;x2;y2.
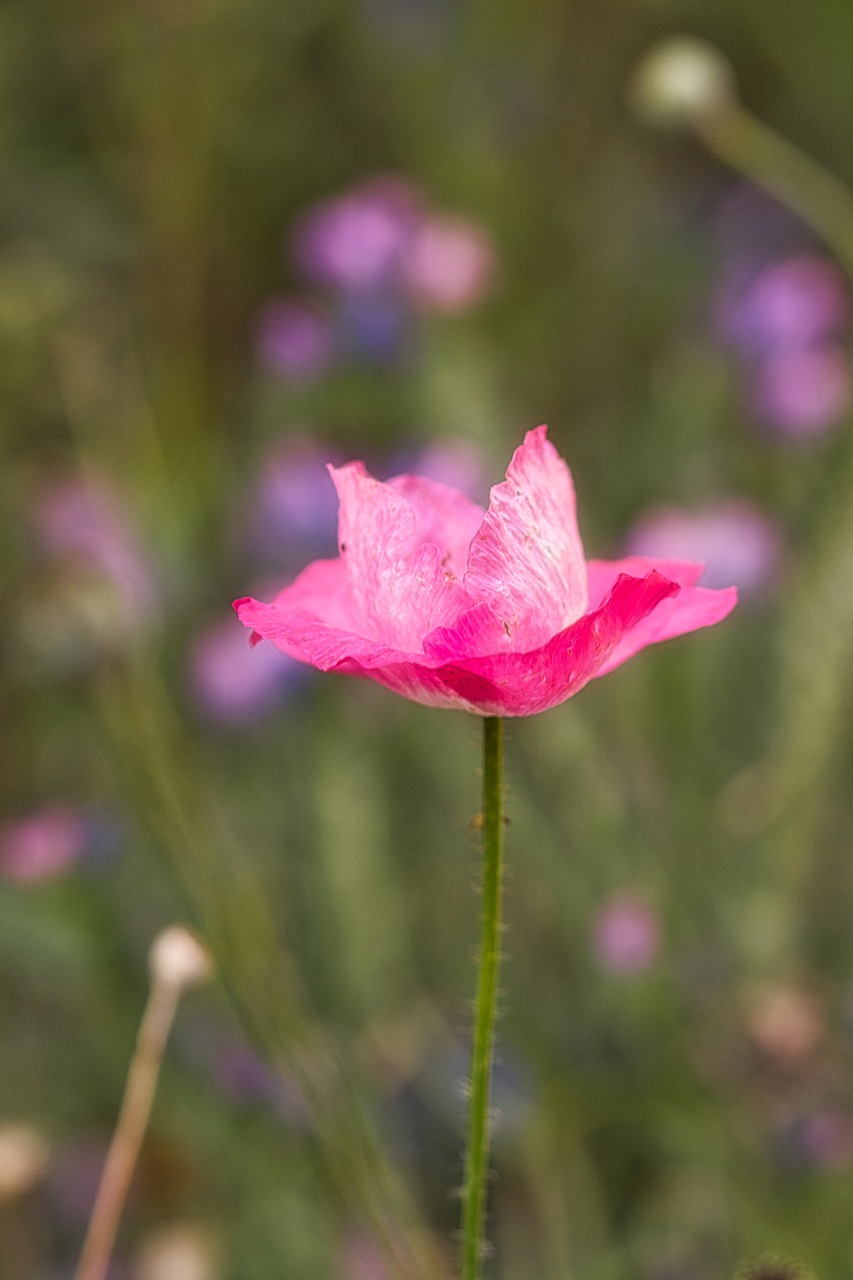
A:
235;427;736;716
291;176;421;293
389;439;488;505
751;343;852;438
0;804;90;883
337;1232;390;1280
800;1109;853;1170
255;296;336;379
33;475;157;623
627;499;782;595
402;213;496;313
251;437;342;566
593;893;661;974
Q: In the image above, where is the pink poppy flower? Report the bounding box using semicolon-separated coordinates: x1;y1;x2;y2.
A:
234;427;736;716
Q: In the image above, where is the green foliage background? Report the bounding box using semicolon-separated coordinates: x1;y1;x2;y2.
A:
3;1;853;1276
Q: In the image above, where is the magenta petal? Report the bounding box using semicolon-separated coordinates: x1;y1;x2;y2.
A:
464;426;587;650
587;556;704;607
586;557;738;677
450;571;681;716
337;657;505;712
330;462;471;651
422;600;510;661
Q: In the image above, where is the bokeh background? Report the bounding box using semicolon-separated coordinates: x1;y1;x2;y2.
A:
3;1;853;1276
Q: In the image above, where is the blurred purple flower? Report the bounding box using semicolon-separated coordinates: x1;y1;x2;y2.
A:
213;1043;282;1103
33;476;157;625
250;437;341;566
397;438;488;503
720;254;849;354
402;212;496;313
711;183;811;268
750;343;852;438
291;176;421;293
710;185;853;442
213;1044;307;1123
255;296;336;380
593;893;661;974
189;613;306;722
0;804;90;883
338;291;408;363
627;499;782;596
799;1109;853;1170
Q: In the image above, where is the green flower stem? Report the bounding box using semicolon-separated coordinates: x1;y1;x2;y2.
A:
461;715;505;1280
698;104;853;280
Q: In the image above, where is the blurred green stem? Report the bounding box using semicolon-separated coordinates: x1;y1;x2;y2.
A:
95;652;449;1280
698;104;853;279
461;716;505;1280
695;101;853;905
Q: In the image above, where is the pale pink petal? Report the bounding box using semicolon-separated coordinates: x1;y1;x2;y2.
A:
387;473;484;578
453;570;680;715
267;557;362;632
233;594;503;713
586;557;737;677
330;463;470;651
464;426;587;651
234;595;408;669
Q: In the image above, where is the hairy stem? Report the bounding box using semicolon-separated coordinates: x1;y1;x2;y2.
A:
461;715;505;1280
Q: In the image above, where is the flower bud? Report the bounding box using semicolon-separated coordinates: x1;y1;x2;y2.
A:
630;36;737;128
149;925;213;992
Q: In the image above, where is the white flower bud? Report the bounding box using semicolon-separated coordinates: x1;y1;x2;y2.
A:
149;925;213;992
630;36;737;128
135;1222;219;1280
0;1125;50;1202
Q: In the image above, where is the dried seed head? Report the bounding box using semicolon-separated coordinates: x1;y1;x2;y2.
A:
630;36;737;128
149;925;213;992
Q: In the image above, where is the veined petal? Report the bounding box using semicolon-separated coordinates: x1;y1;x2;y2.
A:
464;425;587;651
387;473;484;578
339;657;506;713
234;595;413;670
268;557;362;631
450;570;680;716
586;557;738;676
422;600;510;662
330;462;470;651
233;594;504;712
587;556;704;607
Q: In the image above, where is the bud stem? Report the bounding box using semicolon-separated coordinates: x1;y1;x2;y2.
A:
73;970;183;1280
699;104;853;281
